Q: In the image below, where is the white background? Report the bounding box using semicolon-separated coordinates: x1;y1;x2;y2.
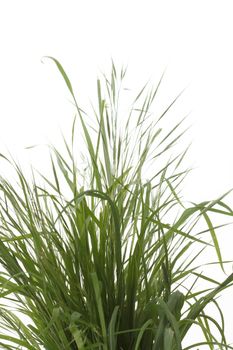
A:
0;0;233;347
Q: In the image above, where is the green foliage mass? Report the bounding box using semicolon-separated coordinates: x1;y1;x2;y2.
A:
0;58;232;349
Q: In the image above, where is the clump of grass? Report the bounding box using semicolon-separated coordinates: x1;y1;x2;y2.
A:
0;58;233;350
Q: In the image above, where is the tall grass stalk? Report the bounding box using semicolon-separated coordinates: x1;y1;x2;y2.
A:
0;58;233;349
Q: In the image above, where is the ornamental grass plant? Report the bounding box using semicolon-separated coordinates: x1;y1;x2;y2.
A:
0;58;233;349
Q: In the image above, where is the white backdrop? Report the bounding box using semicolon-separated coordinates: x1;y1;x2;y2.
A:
0;0;233;347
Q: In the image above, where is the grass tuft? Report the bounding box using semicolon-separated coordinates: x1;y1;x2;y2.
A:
0;59;233;349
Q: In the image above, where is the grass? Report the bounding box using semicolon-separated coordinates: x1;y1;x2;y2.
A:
0;58;233;349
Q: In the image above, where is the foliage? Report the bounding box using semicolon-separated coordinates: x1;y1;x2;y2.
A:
0;58;233;349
